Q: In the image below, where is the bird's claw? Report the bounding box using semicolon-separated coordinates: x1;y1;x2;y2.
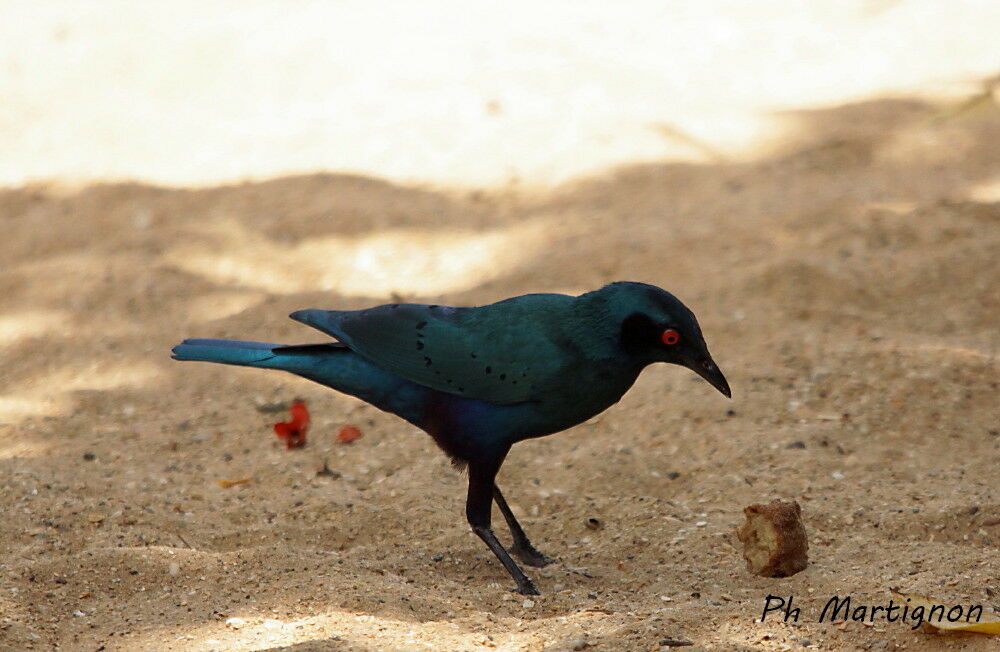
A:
512;581;540;595
512;544;554;568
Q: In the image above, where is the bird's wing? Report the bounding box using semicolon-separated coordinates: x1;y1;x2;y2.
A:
291;296;573;405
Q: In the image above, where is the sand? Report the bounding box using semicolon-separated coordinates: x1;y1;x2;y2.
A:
5;1;1000;188
1;87;998;651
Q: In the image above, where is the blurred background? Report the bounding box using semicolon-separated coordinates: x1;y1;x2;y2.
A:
3;0;999;187
1;2;998;650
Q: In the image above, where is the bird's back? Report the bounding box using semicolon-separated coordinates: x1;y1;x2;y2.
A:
296;293;578;404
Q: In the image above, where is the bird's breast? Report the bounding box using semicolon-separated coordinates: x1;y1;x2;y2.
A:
515;361;643;439
413;359;643;455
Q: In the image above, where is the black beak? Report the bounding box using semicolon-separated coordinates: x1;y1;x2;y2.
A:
689;356;731;398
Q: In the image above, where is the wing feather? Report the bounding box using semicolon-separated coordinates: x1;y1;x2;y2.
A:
292;295;573;404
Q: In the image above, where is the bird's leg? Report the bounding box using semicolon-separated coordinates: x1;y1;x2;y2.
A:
466;462;539;595
493;484;553;568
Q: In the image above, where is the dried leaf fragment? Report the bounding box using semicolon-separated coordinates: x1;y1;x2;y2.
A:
217;477;252;488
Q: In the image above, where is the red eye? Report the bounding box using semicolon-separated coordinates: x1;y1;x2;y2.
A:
661;329;680;346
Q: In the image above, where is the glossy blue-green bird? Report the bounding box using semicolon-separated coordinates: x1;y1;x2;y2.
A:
172;281;730;594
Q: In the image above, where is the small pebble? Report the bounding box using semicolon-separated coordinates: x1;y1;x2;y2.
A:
522;599;535;608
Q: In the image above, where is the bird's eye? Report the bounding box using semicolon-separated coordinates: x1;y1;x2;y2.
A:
661;329;680;346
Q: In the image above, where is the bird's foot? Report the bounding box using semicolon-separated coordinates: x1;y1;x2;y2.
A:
511;543;554;568
511;579;540;595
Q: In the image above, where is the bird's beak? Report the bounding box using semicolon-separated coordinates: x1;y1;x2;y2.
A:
688;355;731;398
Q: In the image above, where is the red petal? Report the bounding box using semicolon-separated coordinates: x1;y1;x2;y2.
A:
289;400;310;430
273;401;309;448
274;422;292;439
336;425;362;444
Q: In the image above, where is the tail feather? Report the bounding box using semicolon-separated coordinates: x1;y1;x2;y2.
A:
171;338;280;367
172;336;429;428
272;343;347;355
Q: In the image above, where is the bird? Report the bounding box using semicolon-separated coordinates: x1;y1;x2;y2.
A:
171;281;730;594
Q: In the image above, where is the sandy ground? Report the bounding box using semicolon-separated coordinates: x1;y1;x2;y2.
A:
2;3;1000;651
1;87;999;651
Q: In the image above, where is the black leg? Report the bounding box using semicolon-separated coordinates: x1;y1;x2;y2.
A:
493;484;554;567
466;460;539;595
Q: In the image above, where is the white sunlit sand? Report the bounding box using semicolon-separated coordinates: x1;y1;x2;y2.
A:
2;1;999;187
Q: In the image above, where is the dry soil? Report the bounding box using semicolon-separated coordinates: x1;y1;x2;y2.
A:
1;94;998;651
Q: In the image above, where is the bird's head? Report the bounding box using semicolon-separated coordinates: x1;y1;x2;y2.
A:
596;282;731;398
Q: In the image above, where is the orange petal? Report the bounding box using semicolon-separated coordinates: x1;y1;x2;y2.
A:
337;425;362;444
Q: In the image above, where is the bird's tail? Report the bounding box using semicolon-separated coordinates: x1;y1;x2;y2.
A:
171;338;283;368
172;338;428;427
171;338;350;374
